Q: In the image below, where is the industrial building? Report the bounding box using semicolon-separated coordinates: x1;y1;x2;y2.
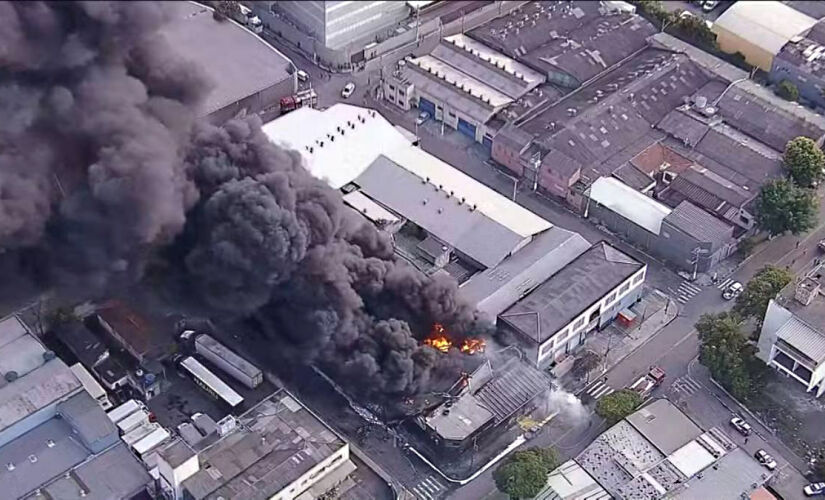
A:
711;1;818;71
572;399;772;499
771;19;825;109
0;315;151;499
757;265;825;397
262;103;592;318
499;242;645;369
156;389;356;500
163;2;296;122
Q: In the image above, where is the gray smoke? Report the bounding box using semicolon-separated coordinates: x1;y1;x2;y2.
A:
0;1;490;399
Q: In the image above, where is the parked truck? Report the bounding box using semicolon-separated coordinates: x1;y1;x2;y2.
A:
219;2;263;34
279;88;318;114
191;332;263;389
628;366;666;398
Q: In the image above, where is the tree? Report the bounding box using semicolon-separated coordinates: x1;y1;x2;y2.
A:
733;266;793;323
755;179;818;236
595;389;643;424
493;447;561;499
696;312;766;399
736;236;757;258
572;350;602;378
784;137;825;188
776;79;799;102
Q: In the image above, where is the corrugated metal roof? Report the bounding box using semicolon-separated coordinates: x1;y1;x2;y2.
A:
777;316;825;363
588;177;672;235
663;201;733;246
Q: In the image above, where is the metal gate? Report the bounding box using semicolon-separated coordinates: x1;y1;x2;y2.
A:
418;97;436;117
458;118;476;139
482;135;492;151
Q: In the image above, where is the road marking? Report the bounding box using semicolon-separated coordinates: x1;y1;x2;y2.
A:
585;381;615;399
716;278;734;289
673;281;702;304
412;475;446;499
672;375;703;396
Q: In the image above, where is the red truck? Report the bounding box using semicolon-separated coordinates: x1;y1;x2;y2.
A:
279;88;317;114
628;366;666;398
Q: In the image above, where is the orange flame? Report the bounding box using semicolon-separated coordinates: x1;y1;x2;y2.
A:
460;338;486;354
425;336;452;352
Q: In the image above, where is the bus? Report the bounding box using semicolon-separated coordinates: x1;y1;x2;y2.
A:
178;356;244;409
70;363;113;410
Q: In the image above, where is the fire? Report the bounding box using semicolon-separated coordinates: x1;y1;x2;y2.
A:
423;323;485;355
460;338;486;354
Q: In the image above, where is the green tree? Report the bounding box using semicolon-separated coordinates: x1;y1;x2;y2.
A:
736;236;757;258
784;136;825;188
696;312;767;399
595;389;643;424
776;79;799;102
493;447;560;499
733;265;793;323
755;179;818;236
572;350;602;378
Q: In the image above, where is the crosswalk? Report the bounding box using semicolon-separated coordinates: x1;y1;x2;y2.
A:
715;277;736;290
671;375;703;396
411;475;447;500
583;380;615;400
670;280;702;304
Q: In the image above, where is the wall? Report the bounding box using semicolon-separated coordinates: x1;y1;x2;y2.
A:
538;164;580;199
440;1;530;38
770;57;825;109
273;444;350;500
208;77;296;124
491;140;525;175
586;201;657;250
713;26;775;71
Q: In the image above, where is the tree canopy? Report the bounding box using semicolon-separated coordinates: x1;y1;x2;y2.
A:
572;350;602;378
776;80;799;102
696;312;767;399
784;137;825;188
595;389;643;424
734;265;793;324
493;447;561;499
755;179;818;236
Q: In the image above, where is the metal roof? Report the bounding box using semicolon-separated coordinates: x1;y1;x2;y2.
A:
355;156;528;268
499;242;643;343
0;315;27;349
459;226;591;317
161;2;293;117
588;177;672;235
342;190;400;226
663;201;734;246
425;392;494;441
670;448;768;500
57;392;119;454
613;163;654;192
656;109;709;148
712;1;817;57
776;315;825;363
694;123;783;185
626;399;702;456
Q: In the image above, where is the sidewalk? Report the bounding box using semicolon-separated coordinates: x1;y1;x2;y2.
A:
563;289;678;393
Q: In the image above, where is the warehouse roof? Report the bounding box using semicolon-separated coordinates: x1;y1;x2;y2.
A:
459;226;591;318
54;321;108;369
670;448;768;500
712;1;817;57
162;2;293;117
182;390;347;500
776;315;825;363
694;123;783;184
588;177;672;235
500;242;643;343
613;163;654;192
626;399;702;455
777;21;825;79
664;201;733;246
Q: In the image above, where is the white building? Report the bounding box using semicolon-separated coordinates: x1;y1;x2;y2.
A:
757;298;825;397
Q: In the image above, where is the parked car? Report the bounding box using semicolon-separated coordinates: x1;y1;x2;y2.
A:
296;69;309;82
723;281;743;300
818;238;825;252
804;483;825;496
730;416;752;436
702;0;719;12
341;82;355;98
415;111;430;126
755;449;777;470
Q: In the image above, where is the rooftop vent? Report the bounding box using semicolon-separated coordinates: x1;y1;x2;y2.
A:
6;463;13;471
28;455;37;464
46;440;55;448
4;371;17;382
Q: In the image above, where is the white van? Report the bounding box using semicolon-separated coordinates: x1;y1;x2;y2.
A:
296;70;309;82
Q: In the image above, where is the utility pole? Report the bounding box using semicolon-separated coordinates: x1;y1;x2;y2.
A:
512;177;518;201
691;247;701;281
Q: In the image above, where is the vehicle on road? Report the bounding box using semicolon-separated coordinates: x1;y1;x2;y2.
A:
754;449;777;470
702;0;720;12
679;9;713;28
279;88;317;114
804;482;825;496
818;238;825;252
730;416;752;436
723;281;743;300
416;111;430;126
341;82;356;98
628;366;666;398
296;69;309;82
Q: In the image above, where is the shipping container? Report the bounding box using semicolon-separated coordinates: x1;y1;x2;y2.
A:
70;363;113;410
122;422;160;446
117;408;150;434
107;399;143;424
195;334;263;389
133;427;171;456
179;356;244;409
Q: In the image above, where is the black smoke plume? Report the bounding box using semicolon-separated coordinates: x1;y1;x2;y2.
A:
0;1;490;400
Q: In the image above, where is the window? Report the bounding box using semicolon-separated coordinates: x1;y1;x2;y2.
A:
448;111;456;118
619;282;630;294
574;316;585;330
389;84;395;91
632;271;644;285
541;341;554;356
588;309;599;323
605;291;618;306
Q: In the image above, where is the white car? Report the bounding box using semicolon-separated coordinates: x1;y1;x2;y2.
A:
754;449;777;470
804;482;825;496
702;0;719;12
341;82;355;98
723;281;743;300
730;416;752;436
416;111;430;126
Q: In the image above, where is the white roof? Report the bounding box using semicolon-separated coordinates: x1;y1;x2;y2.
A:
262;105;413;189
107;399;143;424
713;1;817;56
0;315;27;349
667;440;717;478
410;55;513;108
545;459;611;499
445;34;544;87
343;190;400;225
588;177;672;235
262;104;552;238
133;426;171;455
0;359;80;434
